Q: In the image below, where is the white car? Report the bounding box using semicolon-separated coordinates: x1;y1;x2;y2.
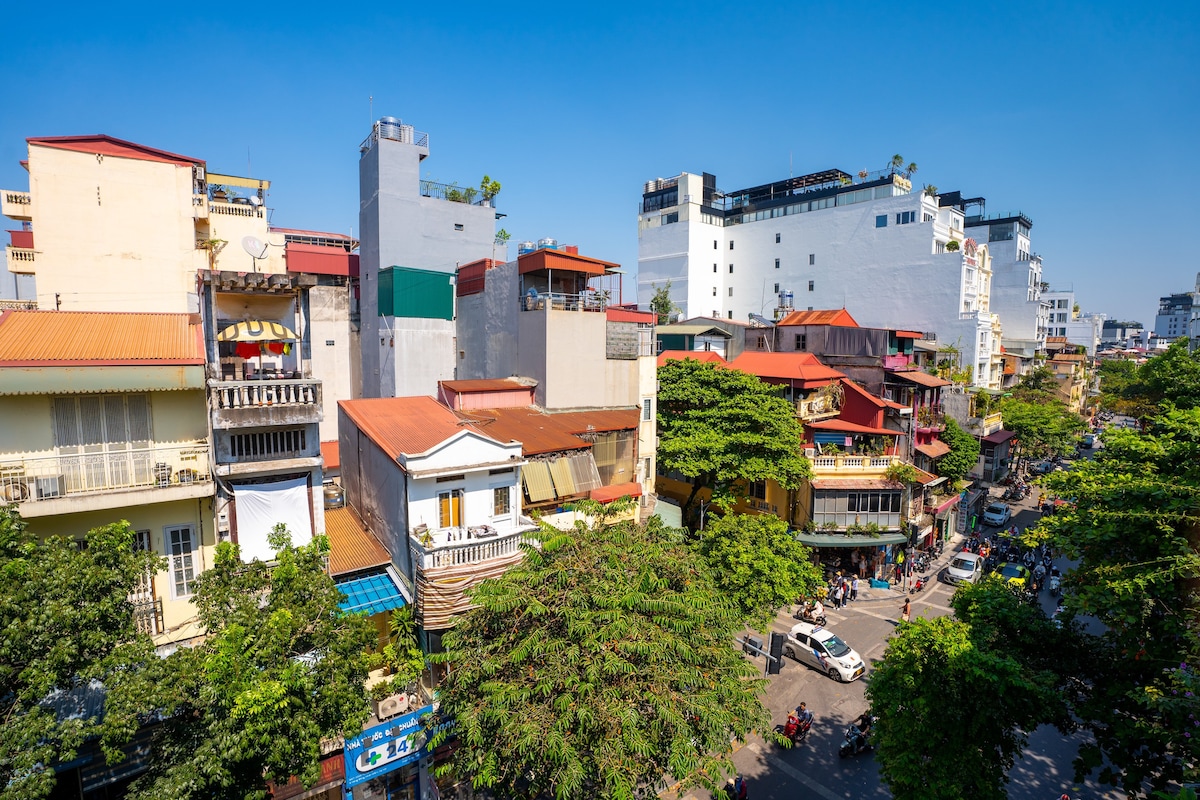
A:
945;552;984;586
982;502;1012;527
783;621;866;683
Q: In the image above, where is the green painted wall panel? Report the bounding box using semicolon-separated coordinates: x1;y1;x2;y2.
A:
377;266;454;321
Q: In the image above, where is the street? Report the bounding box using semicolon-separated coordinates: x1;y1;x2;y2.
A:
673;471;1127;800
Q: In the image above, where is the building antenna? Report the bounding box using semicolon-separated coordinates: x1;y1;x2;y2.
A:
789;151;793;179
369;95;374;123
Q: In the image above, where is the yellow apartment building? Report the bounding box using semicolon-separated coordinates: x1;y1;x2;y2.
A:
0;309;215;650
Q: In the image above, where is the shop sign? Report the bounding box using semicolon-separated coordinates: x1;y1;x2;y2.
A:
344;705;438;789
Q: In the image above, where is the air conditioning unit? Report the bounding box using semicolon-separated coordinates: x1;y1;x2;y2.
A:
373;692;412;721
35;475;64;499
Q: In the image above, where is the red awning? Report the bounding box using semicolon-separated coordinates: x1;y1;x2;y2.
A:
590;482;643;503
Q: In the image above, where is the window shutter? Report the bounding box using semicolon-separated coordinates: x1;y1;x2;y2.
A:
127;394;152;446
53;399;81;451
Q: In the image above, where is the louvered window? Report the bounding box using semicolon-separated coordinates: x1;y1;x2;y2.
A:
52;394;154;491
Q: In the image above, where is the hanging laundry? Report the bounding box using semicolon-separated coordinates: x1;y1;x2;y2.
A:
267;341;285;355
236;342;260;360
282;342;292;356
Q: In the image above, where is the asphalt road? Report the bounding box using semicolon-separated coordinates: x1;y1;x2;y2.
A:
673;467;1128;800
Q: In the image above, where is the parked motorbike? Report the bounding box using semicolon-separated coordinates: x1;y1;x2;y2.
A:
1049;570;1061;597
909;576;926;594
839;721;875;759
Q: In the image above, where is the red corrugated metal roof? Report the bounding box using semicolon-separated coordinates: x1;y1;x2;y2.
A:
340;396;498;459
324;507;391;576
726;352;844;386
811;478;902;490
982;429;1017;444
517;249;618;276
27;135;202;167
606;308;656;323
776;309;859;327
0;310;204;365
840;378;885;408
458;406;639;455
880;397;907;410
915;440;951;459
657;350;726;366
888;370;951;388
807;419;899;436
894;330;923;338
320;440;340;471
270;226;356;242
590;482;642;502
440;379;531;393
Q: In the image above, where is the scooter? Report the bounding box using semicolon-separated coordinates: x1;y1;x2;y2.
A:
775;711;812;747
1049;571;1061;597
909;576;925;594
794;607;828;627
839;722;874;758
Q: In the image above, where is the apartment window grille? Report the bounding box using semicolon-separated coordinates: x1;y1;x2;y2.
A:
776;233;781;243
729;240;734;250
876;215;888;228
809;254;815;265
167;525;197;599
775;258;780;269
230;428;307;459
52;394;154;491
493;486;511;516
643;399;653;420
436;474;466;483
808;280;815;291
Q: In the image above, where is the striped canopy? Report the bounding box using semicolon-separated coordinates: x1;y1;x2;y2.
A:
216;320;298;342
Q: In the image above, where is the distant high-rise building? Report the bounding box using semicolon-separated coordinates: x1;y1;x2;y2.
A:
1154;274;1200;350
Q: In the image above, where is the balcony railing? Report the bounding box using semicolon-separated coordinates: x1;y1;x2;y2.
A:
0;443;211;505
133;598;164;636
419;180;494;206
6;246;36;271
809;454;900;471
211;379;320;410
2;190;32;219
520;291;608;313
409;518;536;570
0;298;36;310
209;200;264;218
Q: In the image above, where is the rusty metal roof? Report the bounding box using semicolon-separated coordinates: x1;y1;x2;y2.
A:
324;507;392;577
776;309;859;327
811;478;902;490
0;310;205;365
439;379;532;393
320;440;340;471
886;370;951;388
457;406;639;455
339;396;498;459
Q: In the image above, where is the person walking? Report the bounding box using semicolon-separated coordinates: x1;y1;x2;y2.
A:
833;580;846;610
850;575;859;602
900;597;912;623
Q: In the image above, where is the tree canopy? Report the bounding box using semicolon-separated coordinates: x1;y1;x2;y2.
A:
0;509;161;800
431;513;769;800
936;416;980;483
1136;339;1200;411
999;397;1086;460
694;513;822;632
127;527;376;800
649;282;677;325
657;358;811;525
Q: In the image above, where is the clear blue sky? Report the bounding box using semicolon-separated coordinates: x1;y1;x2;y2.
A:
4;1;1196;325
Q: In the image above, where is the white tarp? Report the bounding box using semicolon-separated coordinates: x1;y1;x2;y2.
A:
233;477;313;562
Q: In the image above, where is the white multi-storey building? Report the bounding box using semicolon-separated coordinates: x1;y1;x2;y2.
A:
1042;289;1104;355
963;210;1049;361
637;169;1004;387
1154;275;1200;351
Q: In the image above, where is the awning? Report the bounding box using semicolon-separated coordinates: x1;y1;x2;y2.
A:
808;419;900;436
216;320;298;342
929;493;960;515
336;572;407;616
522;461;555;502
915;440;951;459
982;429;1017;445
548;457;577;496
796;532;908;548
590;482;642;503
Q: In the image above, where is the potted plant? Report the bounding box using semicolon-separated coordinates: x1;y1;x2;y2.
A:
480;175;501;206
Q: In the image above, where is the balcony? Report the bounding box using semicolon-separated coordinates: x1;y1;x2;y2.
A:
796;394;840;423
419;180;494;207
520;291;608;313
209;378;322;429
192;193;208;219
209;200;264;219
0;443;213;518
915;408;946;433
133;598;165;636
808;454;900;473
2;190;32;220
0;298;36;310
409;517;537;569
6;246;36;273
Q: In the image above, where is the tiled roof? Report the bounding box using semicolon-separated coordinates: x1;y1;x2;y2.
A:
910;466;940;485
606;308;656;323
590;482;643;502
726;352;844;386
776;308;859;327
320;441;340;471
0;310;204;365
325;507;390;576
887;369;951;388
982;429;1017;444
339;396;498;458
840;378;886;408
458;406;639;456
915;440;952;459
28;135;201;167
657;350;726;366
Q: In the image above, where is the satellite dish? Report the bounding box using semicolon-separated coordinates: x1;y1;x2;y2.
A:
248;196;263;207
241;235;268;259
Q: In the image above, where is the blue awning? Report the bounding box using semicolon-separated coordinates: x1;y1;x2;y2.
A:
337;572;407;616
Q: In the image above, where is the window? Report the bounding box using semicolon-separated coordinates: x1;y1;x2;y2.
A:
774;258;780;269
809;254;815;265
713;263;718;273
712;287;717;296
1058;299;1069;309
794;334;807;351
934;241;946;254
493;486;510;517
167;525;196;599
729;264;734;274
773;282;780;293
728;287;733;297
776;233;781;243
454;223;464;231
642;398;652;421
896;211;916;225
756;337;766;350
438;490;463;528
325;339;335;346
923;212;935;222
729;240;734;250
727;311;733;320
714;240;718;249
876;215;888;228
808;280;815;291
749;480;767;500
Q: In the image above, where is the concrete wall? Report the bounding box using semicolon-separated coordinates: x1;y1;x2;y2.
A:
637;353;657;494
339;407;412;583
308;284;359;440
384;318;457;398
406;468;520;534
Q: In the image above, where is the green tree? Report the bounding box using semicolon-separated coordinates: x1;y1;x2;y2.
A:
0;511;162;800
1011;365;1059;403
1031;408;1200;793
649;281;677;325
127;527;376;800
431;513;769;800
1096;358;1152;418
695;514;822;632
657;358;811;527
937;417;981;483
866;612;1061;800
1138;339;1200;411
999;397;1085;461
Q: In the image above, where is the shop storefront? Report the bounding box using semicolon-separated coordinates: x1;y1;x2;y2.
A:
343;704;442;800
928;493;960;544
794;531;909;583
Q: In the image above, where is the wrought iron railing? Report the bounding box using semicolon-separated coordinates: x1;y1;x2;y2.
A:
0;443;211;504
132;597;164;636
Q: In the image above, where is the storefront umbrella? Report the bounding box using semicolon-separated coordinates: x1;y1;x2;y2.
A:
216;320;298;342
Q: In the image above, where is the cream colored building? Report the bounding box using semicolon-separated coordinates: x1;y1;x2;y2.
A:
0;310;216;650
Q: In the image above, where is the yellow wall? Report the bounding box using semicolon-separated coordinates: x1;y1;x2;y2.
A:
22;497;217;647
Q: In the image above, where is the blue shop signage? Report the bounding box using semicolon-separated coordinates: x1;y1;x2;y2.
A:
343;704;438;789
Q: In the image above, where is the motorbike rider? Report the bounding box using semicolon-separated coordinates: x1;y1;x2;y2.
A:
804;597;825;622
851;711;874;751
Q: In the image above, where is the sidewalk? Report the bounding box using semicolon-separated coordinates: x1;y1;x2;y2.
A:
843;531;968;604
